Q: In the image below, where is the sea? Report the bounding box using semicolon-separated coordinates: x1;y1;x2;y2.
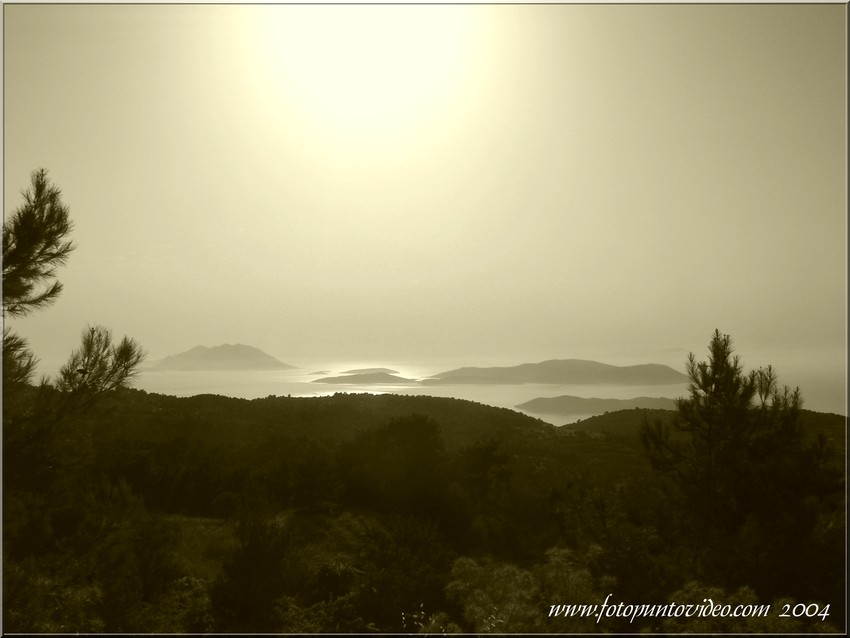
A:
132;359;847;426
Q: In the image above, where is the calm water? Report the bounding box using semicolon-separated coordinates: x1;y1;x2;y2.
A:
132;361;847;425
134;369;685;426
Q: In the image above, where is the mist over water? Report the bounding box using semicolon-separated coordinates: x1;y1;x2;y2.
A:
132;356;846;425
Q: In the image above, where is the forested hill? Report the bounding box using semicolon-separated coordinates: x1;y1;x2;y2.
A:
569;406;846;450
83;387;846;459
97;388;559;449
6;385;845;633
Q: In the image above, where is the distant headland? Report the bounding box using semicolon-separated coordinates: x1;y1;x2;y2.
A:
517;395;678;416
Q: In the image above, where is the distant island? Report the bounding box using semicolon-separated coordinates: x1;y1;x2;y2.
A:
341;367;399;375
313;372;416;385
517;395;678;416
424;359;687;385
151;344;295;371
311;359;687;388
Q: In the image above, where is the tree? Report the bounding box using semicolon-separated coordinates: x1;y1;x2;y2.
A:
3;168;75;400
3;169;149;631
639;330;843;605
640;331;773;540
53;324;145;415
445;556;541;633
3;168;74;318
2;329;38;388
3;169;146;491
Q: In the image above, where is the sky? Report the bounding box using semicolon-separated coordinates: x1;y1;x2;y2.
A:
3;3;847;398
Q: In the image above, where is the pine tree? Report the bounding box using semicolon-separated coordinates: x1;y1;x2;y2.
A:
640;330;842;604
3;168;75;318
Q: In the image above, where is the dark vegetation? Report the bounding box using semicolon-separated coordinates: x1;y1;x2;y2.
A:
3;171;846;633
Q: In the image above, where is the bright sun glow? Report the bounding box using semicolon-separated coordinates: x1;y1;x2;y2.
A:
241;5;482;141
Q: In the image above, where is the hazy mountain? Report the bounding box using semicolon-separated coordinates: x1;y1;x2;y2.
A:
424;359;687;385
313;372;415;385
517;395;677;416
152;344;295;371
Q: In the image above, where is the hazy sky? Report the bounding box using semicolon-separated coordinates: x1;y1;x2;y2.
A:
3;3;846;382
